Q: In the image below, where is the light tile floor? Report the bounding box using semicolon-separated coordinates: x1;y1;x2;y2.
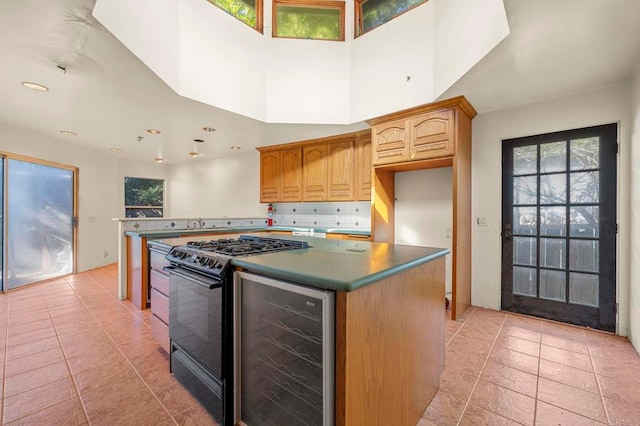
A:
1;264;639;425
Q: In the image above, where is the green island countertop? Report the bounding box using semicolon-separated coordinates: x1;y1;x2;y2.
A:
155;232;448;292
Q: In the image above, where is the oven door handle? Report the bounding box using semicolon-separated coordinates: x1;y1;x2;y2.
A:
163;266;222;289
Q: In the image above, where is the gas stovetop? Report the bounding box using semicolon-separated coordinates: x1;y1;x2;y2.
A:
165;235;310;276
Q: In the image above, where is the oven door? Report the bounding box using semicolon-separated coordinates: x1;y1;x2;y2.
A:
165;266;224;378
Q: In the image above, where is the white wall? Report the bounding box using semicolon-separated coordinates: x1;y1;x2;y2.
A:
471;83;631;336
0;122;121;272
178;0;267;121
93;0;508;124
395;168;453;295
433;0;509;98
167;150;262;218
350;3;435;122
629;67;640;351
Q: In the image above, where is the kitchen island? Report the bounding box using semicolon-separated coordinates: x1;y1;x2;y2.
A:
123;226;371;309
159;233;447;426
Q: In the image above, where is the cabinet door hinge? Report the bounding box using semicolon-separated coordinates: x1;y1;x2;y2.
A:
616;223;619;233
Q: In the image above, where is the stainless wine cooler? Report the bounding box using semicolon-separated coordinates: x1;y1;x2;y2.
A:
234;271;334;426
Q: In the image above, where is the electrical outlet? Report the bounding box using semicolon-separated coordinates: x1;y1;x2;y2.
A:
477;217;488;226
103;251;109;258
445;228;452;238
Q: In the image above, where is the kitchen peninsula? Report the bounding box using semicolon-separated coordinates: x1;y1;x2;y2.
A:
158;233;448;425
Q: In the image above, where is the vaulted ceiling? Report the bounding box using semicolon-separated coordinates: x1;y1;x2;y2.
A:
1;0;640;164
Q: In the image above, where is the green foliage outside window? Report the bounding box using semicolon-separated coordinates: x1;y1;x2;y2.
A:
125;177;164;218
360;0;427;35
207;0;258;29
276;4;342;40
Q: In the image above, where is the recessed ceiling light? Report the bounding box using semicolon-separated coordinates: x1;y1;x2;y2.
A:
21;82;49;92
230;145;241;150
110;148;123;153
193;139;205;143
189;151;201;158
146;129;161;134
203;127;216;132
154;157;165;163
60;130;77;136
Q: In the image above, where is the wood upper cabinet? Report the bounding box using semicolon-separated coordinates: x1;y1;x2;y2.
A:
372;106;458;166
355;134;372;201
259;148;302;203
410;109;455;161
280;148;303;202
260;151;281;202
327;141;354;201
302;144;328;201
372;118;409;165
258;129;371;202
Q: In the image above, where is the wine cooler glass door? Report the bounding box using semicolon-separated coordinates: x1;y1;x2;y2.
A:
234;271;334;426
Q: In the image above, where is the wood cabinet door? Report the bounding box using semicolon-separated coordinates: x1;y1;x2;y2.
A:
409;109;455;160
280;148;302;202
327;141;355;201
303;144;328;201
355;135;372;201
260;151;280;202
372;118;408;165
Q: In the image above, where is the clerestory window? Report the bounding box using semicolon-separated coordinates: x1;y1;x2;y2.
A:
273;0;345;41
356;0;428;37
206;0;264;32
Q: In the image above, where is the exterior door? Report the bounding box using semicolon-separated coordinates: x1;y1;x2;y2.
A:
5;157;77;290
501;124;617;331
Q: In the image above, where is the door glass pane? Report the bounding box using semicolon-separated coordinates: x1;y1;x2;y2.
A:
513;267;536;297
540;238;566;269
540;269;566;301
540;174;566;204
569;239;599;273
514;176;537;205
570;172;599;203
540;207;565;236
540;141;566;173
569;273;599;307
570;206;599;237
570;137;599;170
6;160;74;289
514;237;536;266
513;207;536;235
513;145;537;175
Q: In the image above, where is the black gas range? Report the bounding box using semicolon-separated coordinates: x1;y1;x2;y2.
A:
164;235;310;425
165;235;309;276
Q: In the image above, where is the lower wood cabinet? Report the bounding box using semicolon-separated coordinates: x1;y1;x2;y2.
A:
149;248;171;353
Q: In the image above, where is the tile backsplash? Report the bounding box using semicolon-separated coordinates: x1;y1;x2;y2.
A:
120;202;372;232
123;217;266;232
271;202;371;229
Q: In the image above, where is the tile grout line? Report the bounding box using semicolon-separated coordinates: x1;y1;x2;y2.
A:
69;272;180;425
44;280;92;425
455;309;508;426
532;313;541;426
585;329;611;425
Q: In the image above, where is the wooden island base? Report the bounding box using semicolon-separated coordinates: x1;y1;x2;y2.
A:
335;257;445;425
